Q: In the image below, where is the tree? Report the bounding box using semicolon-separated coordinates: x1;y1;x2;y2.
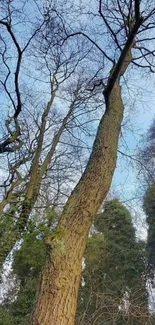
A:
137;118;155;313
0;0;103;272
137;117;155;277
77;200;149;325
30;2;155;324
0;75;94;270
0;208;57;325
143;182;155;281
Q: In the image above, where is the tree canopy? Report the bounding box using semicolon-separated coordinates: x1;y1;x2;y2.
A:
77;200;149;324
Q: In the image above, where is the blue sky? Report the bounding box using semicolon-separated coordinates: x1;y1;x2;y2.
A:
109;73;155;239
0;0;155;237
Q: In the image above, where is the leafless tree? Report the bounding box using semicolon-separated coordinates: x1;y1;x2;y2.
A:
29;1;155;324
0;0;105;271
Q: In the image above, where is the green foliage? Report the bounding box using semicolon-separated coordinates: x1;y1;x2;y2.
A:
143;182;155;279
0;234;46;325
0;202;150;324
0;306;14;325
1;278;39;325
77;199;148;325
13;232;46;282
0;207;58;325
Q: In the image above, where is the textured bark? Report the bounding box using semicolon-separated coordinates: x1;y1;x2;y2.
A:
31;55;132;325
30;12;147;322
31;16;143;320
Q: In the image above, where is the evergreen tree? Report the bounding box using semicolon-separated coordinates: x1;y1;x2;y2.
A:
77;200;149;324
0;208;57;325
143;182;155;281
0;202;152;324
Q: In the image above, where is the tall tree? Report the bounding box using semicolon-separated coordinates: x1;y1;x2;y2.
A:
0;0;103;271
77;200;149;325
143;182;155;281
137;117;155;278
31;2;155;324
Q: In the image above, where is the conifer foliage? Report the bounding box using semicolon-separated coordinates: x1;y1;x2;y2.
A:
77;200;149;324
0;200;151;324
143;183;155;281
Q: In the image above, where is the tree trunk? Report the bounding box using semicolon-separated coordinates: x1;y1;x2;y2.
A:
31;80;125;325
32;25;140;323
0;97;74;272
